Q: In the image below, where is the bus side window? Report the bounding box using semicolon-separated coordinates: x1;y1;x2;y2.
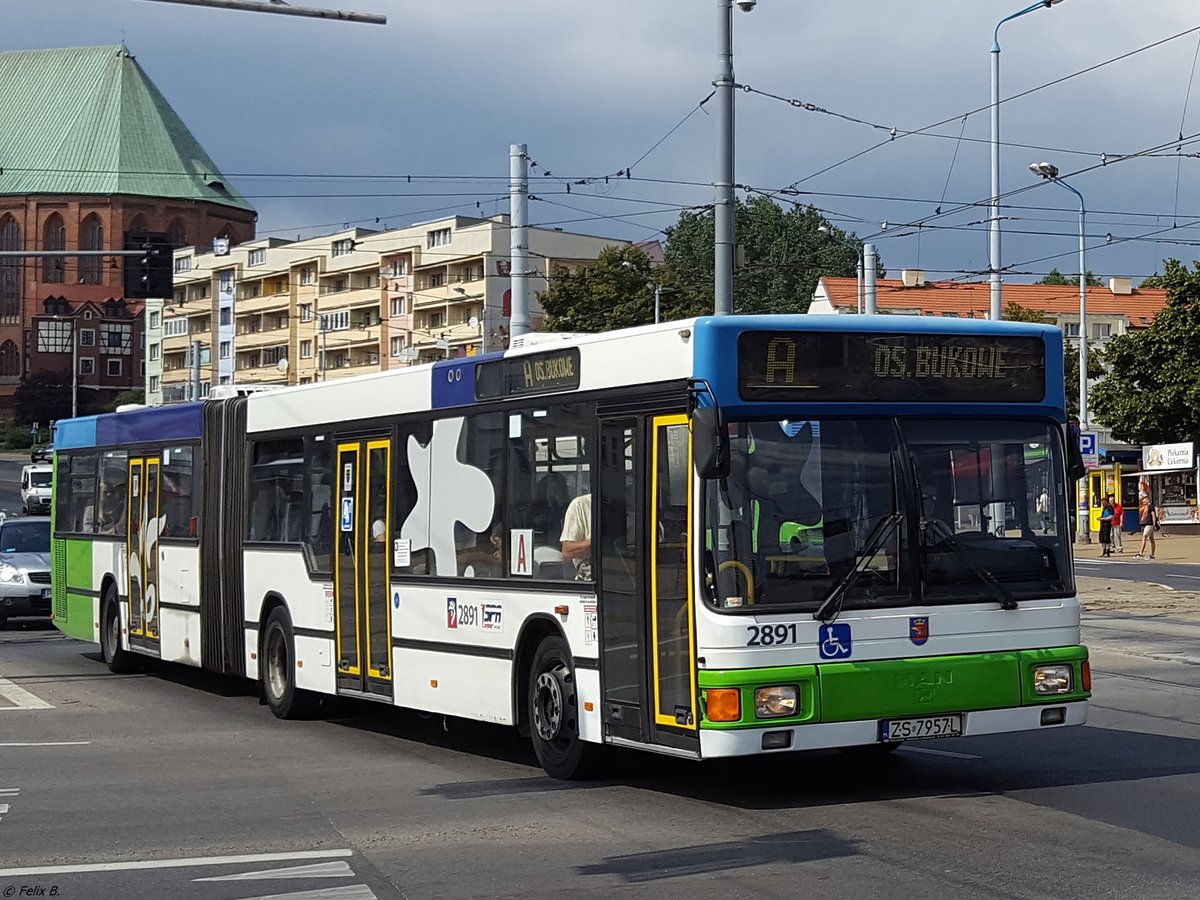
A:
394;422;432;576
306;435;334;572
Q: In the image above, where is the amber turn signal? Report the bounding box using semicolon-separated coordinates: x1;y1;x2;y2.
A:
705;688;741;722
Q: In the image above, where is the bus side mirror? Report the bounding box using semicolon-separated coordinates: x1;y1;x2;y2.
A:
693;406;730;480
1066;425;1086;482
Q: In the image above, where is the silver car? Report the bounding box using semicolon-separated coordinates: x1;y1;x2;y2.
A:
0;516;52;628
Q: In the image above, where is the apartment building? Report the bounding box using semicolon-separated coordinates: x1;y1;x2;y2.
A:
159;216;626;401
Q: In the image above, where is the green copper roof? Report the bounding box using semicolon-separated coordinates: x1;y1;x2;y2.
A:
0;45;253;213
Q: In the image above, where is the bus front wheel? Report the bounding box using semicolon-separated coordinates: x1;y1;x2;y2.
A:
101;586;134;674
528;634;599;780
262;607;316;720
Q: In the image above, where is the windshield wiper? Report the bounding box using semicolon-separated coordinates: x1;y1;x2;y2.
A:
922;517;1018;611
813;512;903;624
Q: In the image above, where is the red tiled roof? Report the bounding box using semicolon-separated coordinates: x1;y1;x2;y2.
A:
819;278;1167;328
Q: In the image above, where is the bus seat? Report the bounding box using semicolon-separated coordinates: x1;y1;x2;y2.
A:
532;472;571;537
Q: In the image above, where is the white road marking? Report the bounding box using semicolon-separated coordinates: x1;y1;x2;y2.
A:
900;746;981;760
233;887;376;900
0;676;53;710
0;788;19;796
0;804;9;815
0;741;91;747
196;861;355;882
0;849;354;878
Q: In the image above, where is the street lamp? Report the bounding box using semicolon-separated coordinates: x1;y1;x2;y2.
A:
817;225;864;315
1030;160;1089;545
990;0;1066;322
715;0;758;316
621;260;665;324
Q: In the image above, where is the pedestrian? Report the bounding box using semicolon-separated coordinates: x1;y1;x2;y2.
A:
1098;497;1114;557
1135;494;1158;559
1108;493;1124;553
1036;487;1052;534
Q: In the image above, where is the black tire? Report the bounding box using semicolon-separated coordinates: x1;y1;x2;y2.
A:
0;615;7;630
101;586;135;674
262;606;316;719
528;633;601;780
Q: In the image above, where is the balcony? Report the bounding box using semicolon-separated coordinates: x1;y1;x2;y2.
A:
236;291;290;314
234;325;290;350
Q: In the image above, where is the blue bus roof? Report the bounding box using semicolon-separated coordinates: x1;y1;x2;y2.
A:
55;403;204;451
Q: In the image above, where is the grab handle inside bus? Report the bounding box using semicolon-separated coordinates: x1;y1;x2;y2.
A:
692;406;730;480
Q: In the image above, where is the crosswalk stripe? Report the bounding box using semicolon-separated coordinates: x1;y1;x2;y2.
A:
195;861;355;882
232;886;376;900
0;677;53;710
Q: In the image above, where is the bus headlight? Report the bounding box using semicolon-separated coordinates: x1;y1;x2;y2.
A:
1033;665;1073;695
0;564;24;584
754;685;799;718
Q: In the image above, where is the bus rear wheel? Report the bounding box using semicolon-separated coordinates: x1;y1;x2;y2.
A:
262;607;316;720
101;586;134;674
528;634;599;780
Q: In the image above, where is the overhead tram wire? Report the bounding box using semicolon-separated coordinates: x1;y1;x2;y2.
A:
769;21;1200;190
840;129;1200;245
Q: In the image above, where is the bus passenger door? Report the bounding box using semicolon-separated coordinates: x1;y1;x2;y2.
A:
597;415;698;753
126;456;161;653
334;438;394;700
598;420;645;742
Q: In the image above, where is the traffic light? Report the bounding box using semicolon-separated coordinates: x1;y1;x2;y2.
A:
123;232;173;299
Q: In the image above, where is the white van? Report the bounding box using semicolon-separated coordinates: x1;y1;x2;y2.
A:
20;464;53;515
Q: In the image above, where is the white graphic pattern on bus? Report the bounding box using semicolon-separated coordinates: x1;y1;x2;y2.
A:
401;416;495;576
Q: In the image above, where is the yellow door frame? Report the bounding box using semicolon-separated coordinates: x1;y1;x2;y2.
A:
364;439;393;682
649;414;697;730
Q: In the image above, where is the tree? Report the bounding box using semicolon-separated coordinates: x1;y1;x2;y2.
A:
1005;302;1101;419
15;371;76;425
1137;262;1178;290
1035;268;1102;287
662;196;880;316
539;245;697;333
108;389;146;411
1089;259;1200;443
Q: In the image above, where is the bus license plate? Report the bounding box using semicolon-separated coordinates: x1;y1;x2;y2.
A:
40;588;51;599
880;714;963;742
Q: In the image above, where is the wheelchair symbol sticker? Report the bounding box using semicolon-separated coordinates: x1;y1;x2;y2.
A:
819;623;852;660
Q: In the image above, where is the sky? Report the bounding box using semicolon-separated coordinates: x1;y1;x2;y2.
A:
6;0;1200;287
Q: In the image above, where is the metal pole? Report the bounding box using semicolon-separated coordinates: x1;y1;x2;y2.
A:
990;2;1065;322
321;323;327;381
990;38;1002;321
1077;203;1090;545
190;339;202;402
863;243;878;315
509;143;531;339
1042;175;1089;544
71;325;78;418
131;0;386;24
654;282;662;325
714;0;736;316
856;254;864;315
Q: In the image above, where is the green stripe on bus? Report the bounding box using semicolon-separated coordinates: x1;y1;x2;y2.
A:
697;646;1089;729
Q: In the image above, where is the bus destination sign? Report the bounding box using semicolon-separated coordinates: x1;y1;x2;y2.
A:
737;331;1046;403
476;347;582;400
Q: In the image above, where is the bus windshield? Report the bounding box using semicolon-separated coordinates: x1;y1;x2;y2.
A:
704;418;1072;612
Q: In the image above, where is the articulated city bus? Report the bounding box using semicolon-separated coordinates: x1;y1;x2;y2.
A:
51;315;1090;778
